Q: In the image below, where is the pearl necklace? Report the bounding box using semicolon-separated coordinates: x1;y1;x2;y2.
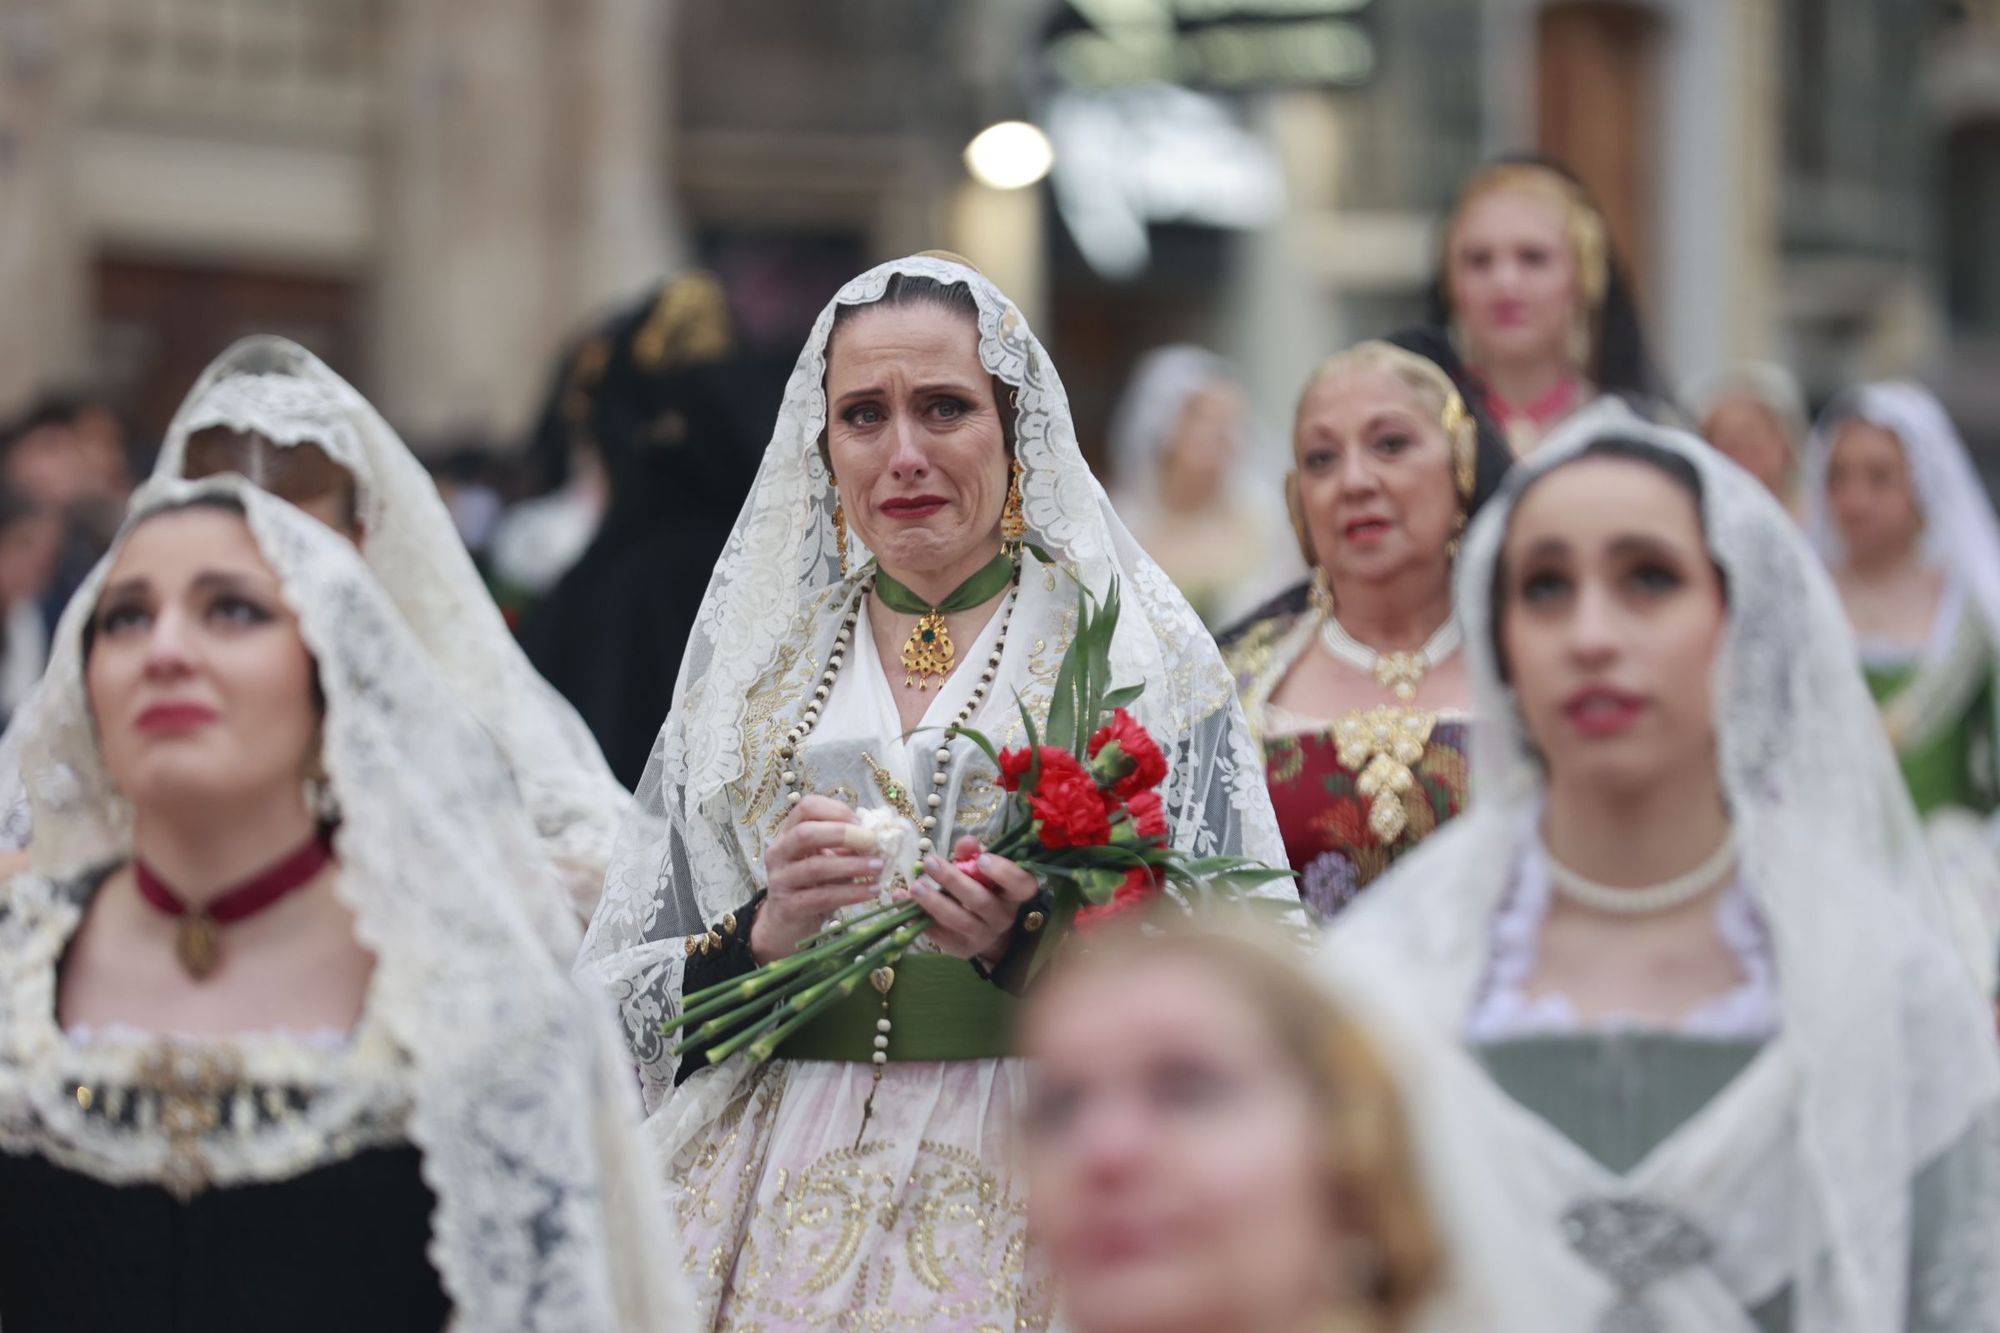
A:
1318;612;1463;703
1546;831;1739;916
777;578;1017;856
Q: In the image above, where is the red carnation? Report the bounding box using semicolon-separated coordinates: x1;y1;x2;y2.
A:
1075;867;1163;928
1127;788;1167;841
1088;708;1168;798
997;745;1074;793
1030;757;1114;849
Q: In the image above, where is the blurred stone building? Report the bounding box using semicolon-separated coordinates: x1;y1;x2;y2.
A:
0;0;1988;464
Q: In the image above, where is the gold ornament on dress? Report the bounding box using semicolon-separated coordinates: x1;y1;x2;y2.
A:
136;1044;243;1201
1333;706;1437;844
1317;610;1460;844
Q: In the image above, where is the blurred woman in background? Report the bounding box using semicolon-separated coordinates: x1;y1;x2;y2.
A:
1687;363;1808;514
1430;157;1661;456
1806;381;2000;979
1221;338;1509;919
140;337;628;923
1107;345;1297;627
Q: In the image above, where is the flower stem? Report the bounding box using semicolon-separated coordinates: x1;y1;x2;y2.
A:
678;903;918;1013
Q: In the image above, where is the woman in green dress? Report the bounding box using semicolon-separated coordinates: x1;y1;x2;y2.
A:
1805;382;2000;981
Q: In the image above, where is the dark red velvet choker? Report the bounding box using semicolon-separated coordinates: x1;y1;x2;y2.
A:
134;830;335;980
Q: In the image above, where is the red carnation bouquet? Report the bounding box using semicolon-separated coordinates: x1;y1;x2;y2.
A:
665;577;1290;1067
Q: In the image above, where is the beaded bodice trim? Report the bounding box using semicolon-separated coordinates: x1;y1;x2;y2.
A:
0;873;413;1199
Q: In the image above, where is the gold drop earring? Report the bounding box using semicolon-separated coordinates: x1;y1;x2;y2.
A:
1000;459;1026;557
832;495;850;578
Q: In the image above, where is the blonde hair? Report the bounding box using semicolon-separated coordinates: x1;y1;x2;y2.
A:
1027;916;1445;1332
1288;341;1477;567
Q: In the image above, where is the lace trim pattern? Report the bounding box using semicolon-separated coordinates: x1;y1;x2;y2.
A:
0;873;411;1200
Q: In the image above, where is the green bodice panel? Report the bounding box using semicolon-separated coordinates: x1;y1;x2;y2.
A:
1868;661;1997;817
1475;1033;1992;1332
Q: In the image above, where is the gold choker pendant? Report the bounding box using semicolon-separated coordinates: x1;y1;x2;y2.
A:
901;610;955;689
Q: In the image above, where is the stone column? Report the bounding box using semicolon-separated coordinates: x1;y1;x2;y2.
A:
556;0;681;327
375;0;682;444
374;0;559;443
0;0;87;414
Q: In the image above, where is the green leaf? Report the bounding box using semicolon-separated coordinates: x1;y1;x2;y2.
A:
1100;684;1144;713
954;724;1001;769
1046;599;1081;752
1067;866;1125;903
1014;689;1043;789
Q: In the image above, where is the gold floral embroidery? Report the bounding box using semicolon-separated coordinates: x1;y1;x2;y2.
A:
951;772;1005;831
711;1134;1052;1330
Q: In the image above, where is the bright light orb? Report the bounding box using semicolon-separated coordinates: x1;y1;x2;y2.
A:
964;121;1055;191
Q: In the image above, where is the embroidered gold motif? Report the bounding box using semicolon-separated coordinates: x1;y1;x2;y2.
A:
135;1045;242;1200
1332;706;1436;844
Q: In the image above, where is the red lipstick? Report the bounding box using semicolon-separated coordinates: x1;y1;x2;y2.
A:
1561;686;1645;739
880;495;949;520
136;703;219;734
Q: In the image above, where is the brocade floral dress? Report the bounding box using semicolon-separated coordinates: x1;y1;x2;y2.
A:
1222;588;1470;920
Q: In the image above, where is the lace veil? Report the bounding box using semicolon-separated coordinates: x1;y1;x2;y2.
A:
1326;403;2000;1329
7;475;689;1330
578;255;1285;1131
146;337;632;917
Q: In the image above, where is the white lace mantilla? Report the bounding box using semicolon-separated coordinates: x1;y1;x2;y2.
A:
577;257;1291;1322
143;337;628;926
5;478;691;1332
1326;403;2000;1332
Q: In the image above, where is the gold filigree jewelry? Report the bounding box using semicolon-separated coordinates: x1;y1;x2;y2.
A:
863;753;920;824
137;1044;243;1201
776;582;1017;855
1309;567;1334;616
873;552;1016;690
902;612;953;688
1318;611;1461;704
1442;390;1476;501
1333;706;1437;843
832;497;850;577
1000;458;1026;556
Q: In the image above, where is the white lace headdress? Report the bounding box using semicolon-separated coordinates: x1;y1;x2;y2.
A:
1803;380;2000;656
7;475;689;1331
578;255;1285;1123
148;336;631;919
1328;402;2000;1329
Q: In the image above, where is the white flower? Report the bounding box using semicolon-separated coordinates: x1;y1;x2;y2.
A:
855;806;921;905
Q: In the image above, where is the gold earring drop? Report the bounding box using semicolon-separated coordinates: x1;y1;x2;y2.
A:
832;497;850;577
1309;567;1334;616
1000;459;1026;556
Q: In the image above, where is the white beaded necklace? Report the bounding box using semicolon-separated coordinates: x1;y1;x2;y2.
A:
1546;830;1739;916
1318;612;1463;703
776;579;1017;856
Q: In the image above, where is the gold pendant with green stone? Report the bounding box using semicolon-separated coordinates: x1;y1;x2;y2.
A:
901;610;955;689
